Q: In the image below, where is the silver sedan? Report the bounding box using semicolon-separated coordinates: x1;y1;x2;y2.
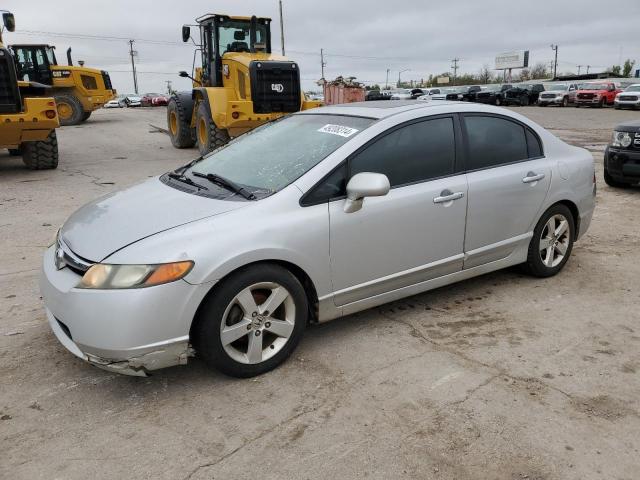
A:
41;101;596;377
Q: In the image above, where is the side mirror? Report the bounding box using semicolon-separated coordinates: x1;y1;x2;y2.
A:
2;12;15;32
181;25;191;43
178;71;189;78
344;172;390;213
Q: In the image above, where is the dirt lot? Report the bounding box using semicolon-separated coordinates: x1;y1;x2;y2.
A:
1;105;639;480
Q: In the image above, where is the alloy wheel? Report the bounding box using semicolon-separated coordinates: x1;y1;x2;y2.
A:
539;214;570;268
220;282;296;364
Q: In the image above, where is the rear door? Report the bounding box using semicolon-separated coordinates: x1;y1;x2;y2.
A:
461;114;551;268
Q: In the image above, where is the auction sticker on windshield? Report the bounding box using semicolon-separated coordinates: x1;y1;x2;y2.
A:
317;124;359;138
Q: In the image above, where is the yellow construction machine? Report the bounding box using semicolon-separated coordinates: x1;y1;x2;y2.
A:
168;13;322;155
9;43;116;125
0;11;59;169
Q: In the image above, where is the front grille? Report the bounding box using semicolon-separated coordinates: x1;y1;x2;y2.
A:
56;237;93;274
101;70;113;90
249;61;301;114
619;95;638;101
476;92;490;99
540;93;556;99
578;93;594;99
0;47;21;114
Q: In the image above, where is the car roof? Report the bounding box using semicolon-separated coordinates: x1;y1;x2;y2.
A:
298;100;509;120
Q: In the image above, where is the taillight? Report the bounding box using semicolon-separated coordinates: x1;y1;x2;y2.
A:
45;110;57;119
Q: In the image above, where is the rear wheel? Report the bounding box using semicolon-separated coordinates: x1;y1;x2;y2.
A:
195;101;230;156
192;264;308;377
54;94;83;126
562;96;569;107
522;204;574;278
521;96;529;106
80;111;92;122
166;95;195;148
21;130;59;170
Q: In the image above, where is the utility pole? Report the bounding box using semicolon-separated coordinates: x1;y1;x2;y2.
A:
278;0;285;56
451;58;459;86
385;68;390;89
550;44;558;79
320;48;326;83
128;39;138;94
586;65;591;74
577;65;583;75
398;69;409;88
165;80;172;95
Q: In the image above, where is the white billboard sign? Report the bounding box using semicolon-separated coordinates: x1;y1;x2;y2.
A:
495;51;529;70
436;76;450;84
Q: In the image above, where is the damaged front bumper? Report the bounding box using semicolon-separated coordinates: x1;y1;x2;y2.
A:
46;308;192;376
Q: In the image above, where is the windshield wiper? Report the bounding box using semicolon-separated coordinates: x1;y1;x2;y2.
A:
167;172;208;191
191;172;256;200
174;156;203;175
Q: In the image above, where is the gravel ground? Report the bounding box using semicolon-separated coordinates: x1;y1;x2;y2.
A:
1;105;639;480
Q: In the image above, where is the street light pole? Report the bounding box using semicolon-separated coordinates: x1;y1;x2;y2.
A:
385;68;390;89
398;69;410;87
550;44;558;79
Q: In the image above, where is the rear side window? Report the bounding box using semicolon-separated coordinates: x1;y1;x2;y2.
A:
349;117;456;187
526;129;543;158
464;115;528;170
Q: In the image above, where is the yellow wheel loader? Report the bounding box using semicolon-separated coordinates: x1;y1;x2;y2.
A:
9;44;116;125
168;13;322;155
0;11;59;170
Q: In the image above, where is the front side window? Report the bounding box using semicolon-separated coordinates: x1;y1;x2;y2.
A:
350;117;456;187
189;114;373;194
464;115;528;170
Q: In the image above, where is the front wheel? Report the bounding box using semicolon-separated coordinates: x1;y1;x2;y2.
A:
195;101;230;156
495;97;501;106
192;264;308;378
21;130;59;170
81;111;92;122
166;95;195;148
522;204;574;278
54;94;84;126
521;96;530;106
562;96;569;107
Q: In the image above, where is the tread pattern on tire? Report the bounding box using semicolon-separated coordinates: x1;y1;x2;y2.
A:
21;130;59;170
54;93;84;126
167;95;196;148
196;102;230;155
81;111;92;122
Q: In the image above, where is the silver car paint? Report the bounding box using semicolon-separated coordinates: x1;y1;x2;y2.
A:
41;101;595;375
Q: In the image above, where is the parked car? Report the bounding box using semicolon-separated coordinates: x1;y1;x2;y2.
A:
459;85;482;102
614;84;640;110
152;95;169;106
504;83;545;106
389;89;412;100
537;83;579;107
417;87;442;101
410;88;426;99
474;84;512;106
41;102;595;378
365;90;390;101
603;120;640;187
124;95;142;108
103;99;123;109
575;82;621;108
141;93;161;107
430;87;461;101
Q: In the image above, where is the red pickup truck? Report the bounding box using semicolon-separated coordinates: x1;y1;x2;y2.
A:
575;82;622;108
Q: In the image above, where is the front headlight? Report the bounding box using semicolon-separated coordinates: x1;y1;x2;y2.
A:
612;131;632;148
77;261;194;289
556;93;564;98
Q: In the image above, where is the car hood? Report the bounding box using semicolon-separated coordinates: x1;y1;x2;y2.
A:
543;90;567;95
60;177;247;261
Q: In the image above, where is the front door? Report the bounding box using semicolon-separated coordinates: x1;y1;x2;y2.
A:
12;46;53;85
328;116;468;306
462;114;552;268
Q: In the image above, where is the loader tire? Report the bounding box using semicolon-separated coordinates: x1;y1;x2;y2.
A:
195;101;230;156
54;94;84;126
81;111;92;122
21;130;59;170
167;95;195;148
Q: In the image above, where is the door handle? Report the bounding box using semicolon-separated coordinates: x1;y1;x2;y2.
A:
433;191;465;204
522;172;545;183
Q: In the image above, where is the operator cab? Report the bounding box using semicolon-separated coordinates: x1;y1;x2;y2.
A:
10;44;57;84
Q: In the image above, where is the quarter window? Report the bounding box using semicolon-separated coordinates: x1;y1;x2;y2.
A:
349;117;456;187
464;115;528;170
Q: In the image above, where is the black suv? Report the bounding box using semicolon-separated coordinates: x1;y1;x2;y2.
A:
504;83;544;106
475;84;512;106
604;120;640;188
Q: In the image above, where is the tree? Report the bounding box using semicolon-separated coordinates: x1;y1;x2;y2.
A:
519;68;531;81
610;65;622;75
478;65;492;84
623;59;636;77
530;63;548;80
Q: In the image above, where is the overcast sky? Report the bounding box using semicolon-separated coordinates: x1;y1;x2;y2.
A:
4;0;640;94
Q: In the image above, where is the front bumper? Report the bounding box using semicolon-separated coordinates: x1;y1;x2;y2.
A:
575;97;602;105
40;246;212;376
605;146;640;182
614;99;640;108
538;96;564;105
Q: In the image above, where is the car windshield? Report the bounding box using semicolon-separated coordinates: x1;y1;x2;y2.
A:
581;84;607;90
625;85;640;92
546;84;567;91
516;84;532;89
484;85;501;92
189;114;374;193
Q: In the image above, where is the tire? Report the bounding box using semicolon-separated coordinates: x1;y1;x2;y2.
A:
562;96;568;107
195;101;230;156
522;204;574;278
598;98;604;108
521;96;529;106
80;111;92;122
21;130;59;170
8;148;21;156
167;95;196;148
539;102;547;107
192;264;308;378
604;167;630;188
54;94;84;126
614;106;620;110
495;97;501;106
